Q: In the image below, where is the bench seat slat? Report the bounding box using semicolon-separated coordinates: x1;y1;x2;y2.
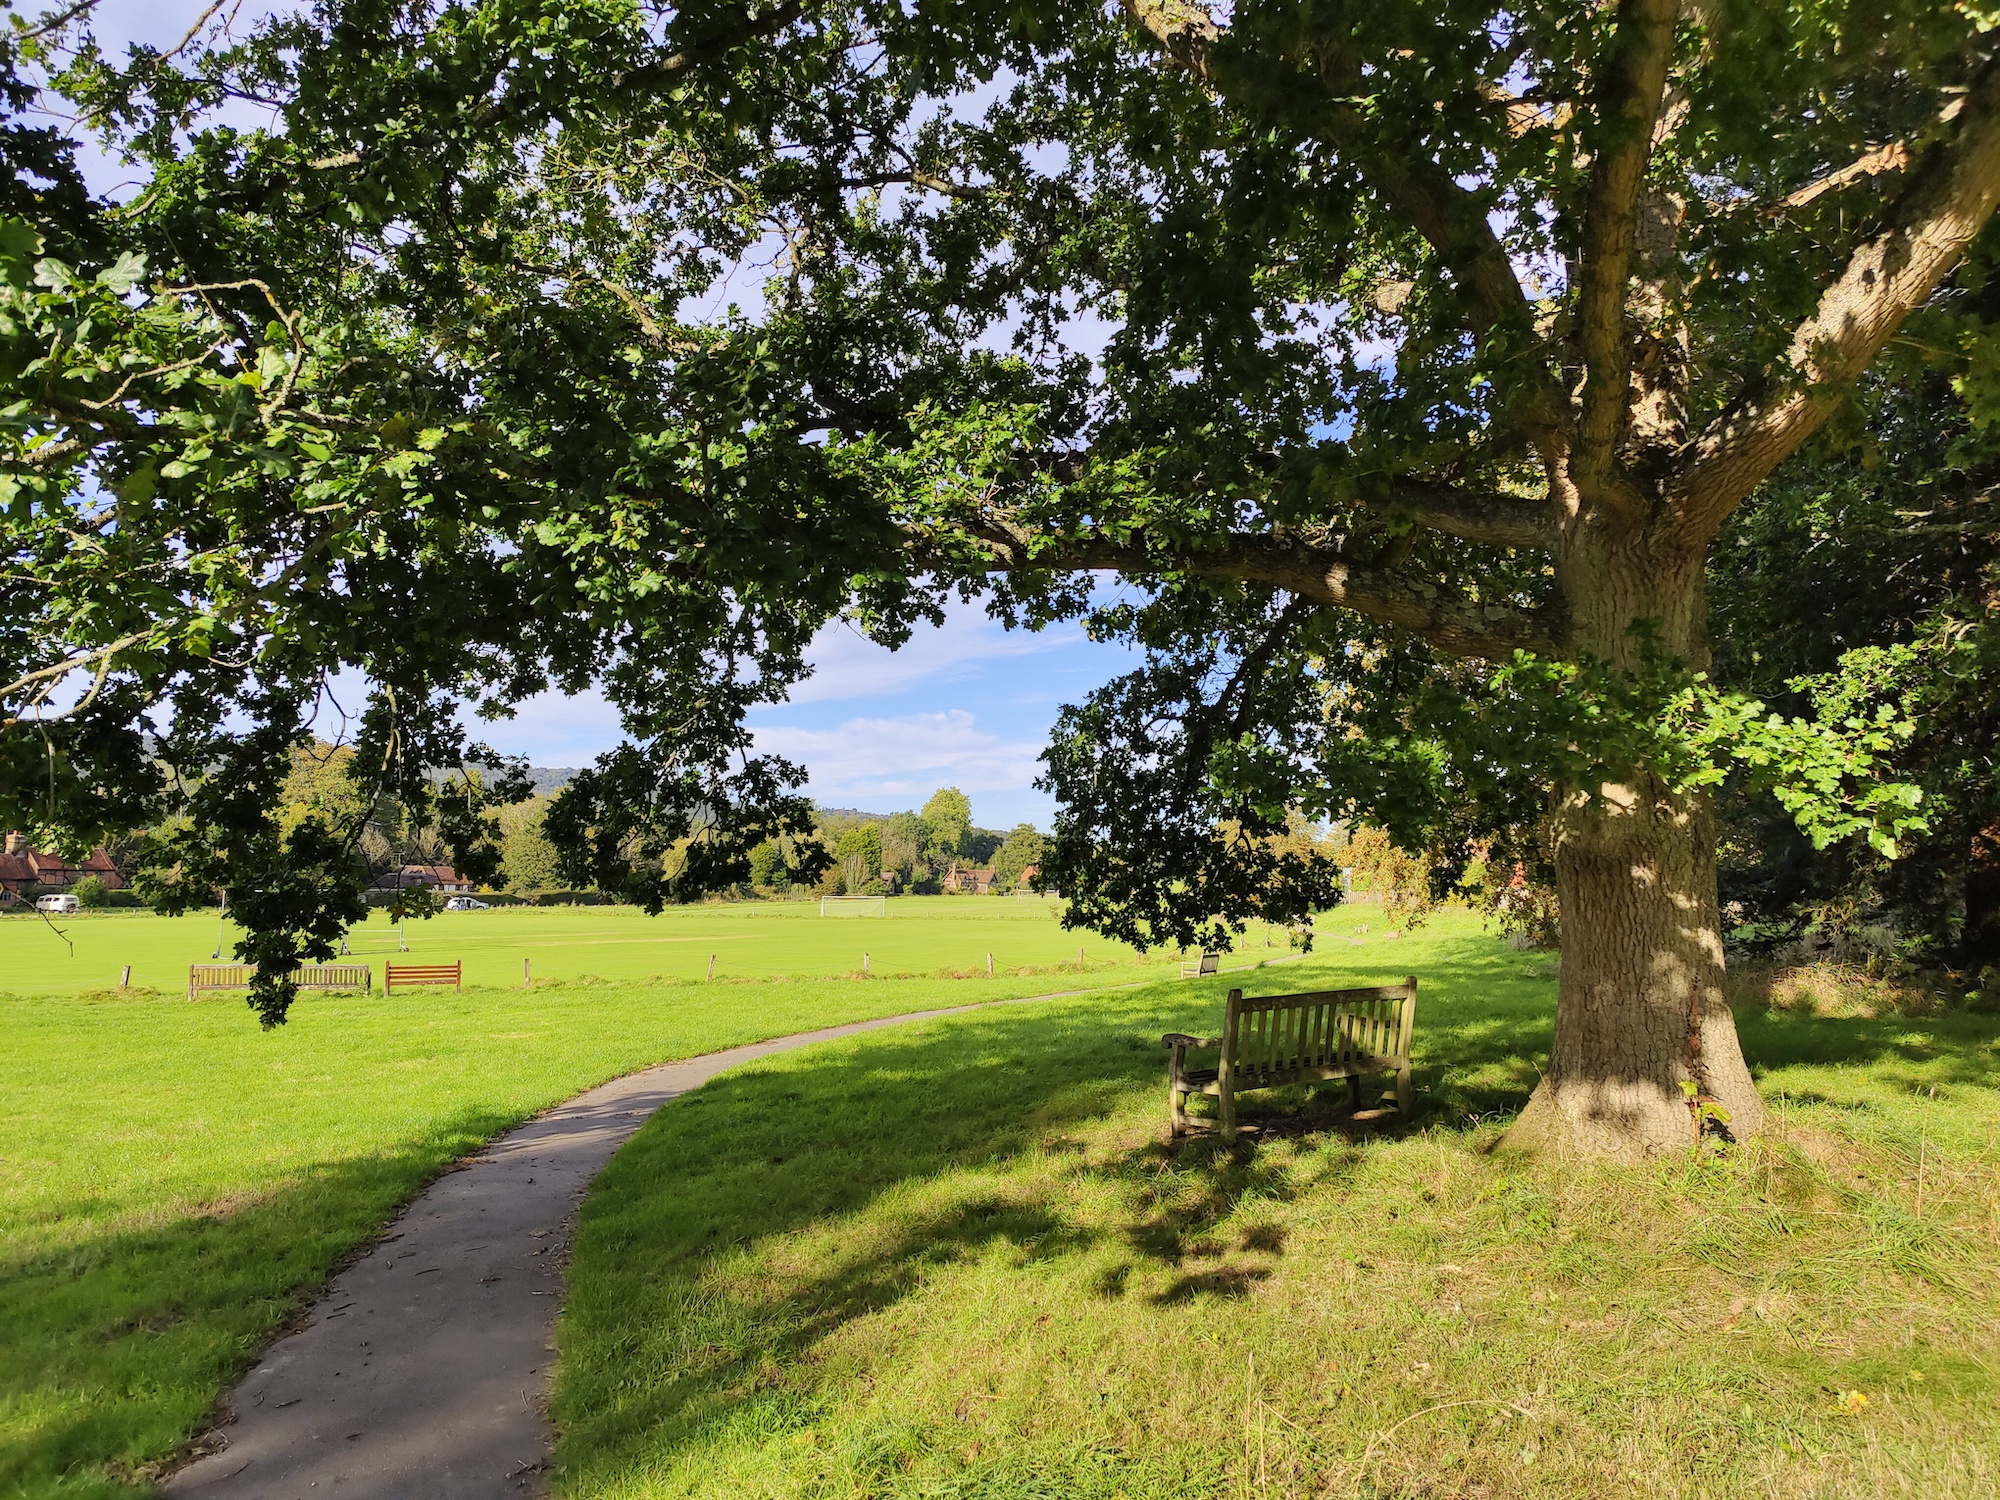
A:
1177;1057;1404;1093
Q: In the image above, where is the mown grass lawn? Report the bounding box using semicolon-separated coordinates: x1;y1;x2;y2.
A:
0;895;1207;997
0;954;1203;1500
554;913;2000;1500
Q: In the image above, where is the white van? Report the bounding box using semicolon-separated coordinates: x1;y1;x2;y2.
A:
35;892;80;914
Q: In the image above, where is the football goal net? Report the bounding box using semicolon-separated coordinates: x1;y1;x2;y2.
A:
820;894;887;916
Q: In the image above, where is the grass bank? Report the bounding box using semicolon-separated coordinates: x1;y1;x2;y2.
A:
0;965;1179;1499
554;915;2000;1499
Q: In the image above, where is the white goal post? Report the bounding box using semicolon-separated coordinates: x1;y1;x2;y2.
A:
820;894;887;916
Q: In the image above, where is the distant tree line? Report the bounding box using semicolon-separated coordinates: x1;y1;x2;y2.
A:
745;787;1047;898
92;756;1052;907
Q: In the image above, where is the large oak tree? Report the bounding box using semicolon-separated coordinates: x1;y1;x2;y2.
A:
7;0;1999;1155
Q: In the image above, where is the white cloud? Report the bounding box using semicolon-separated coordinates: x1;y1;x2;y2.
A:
778;600;1080;706
427;601;1080;765
461;688;623;766
751;710;1044;806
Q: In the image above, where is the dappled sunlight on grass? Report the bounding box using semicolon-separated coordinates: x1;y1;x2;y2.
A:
8;902;1995;1497
554;924;2000;1500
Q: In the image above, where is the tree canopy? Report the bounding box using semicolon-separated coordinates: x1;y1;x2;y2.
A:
918;788;974;867
6;0;2000;1152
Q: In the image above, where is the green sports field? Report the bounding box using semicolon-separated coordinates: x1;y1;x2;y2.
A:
0;892;1341;1498
0;896;1298;996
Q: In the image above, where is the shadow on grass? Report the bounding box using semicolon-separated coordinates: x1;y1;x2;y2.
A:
552;950;1543;1479
0;1105;521;1500
551;945;2000;1491
19;936;1999;1497
1738;1003;2000;1090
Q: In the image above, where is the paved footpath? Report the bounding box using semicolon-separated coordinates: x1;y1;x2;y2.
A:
165;995;1084;1500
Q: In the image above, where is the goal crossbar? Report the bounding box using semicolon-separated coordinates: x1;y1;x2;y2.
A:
820;894;887;916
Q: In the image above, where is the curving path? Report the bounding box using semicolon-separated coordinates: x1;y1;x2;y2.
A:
163;989;1124;1499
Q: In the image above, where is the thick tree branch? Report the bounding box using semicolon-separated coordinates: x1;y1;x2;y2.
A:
16;437;93;468
1379;481;1557;551
1573;0;1679;520
962;518;1565;663
1766;140;1913;217
1120;0;1218;74
1120;0;1570;455
1672;52;2000;544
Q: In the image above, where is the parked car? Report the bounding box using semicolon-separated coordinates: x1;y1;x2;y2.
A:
35;893;80;914
443;896;491;911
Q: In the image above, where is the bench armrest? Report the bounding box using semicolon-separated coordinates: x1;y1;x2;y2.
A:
1161;1032;1222;1050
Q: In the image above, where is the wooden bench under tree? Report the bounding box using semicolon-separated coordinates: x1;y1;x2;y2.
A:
1179;950;1221;979
186;964;373;1002
1163;978;1417;1142
385;961;462;993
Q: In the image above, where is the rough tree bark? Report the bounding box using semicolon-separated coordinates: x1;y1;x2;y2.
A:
1502;530;1765;1158
1508;780;1764;1158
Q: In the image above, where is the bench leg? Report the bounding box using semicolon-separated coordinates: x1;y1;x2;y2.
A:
1218;1082;1238;1143
1395;1064;1413;1118
1166;1047;1188;1138
1347;1073;1363;1112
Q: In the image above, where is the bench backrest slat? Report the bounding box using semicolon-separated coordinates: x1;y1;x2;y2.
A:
188;963;372;1000
1223;977;1417;1079
385;961;461;992
296;965;372;989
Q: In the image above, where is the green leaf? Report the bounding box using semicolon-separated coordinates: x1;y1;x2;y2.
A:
0;216;42;288
95;252;148;295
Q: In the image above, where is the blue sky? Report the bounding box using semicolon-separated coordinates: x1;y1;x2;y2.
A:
471;602;1143;829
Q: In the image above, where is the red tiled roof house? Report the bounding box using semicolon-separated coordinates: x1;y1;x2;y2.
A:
0;832;127;906
368;864;476;895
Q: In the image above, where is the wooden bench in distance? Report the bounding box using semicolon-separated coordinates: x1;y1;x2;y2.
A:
186;964;373;1002
1179;950;1220;979
1163;977;1417;1142
385;961;461;993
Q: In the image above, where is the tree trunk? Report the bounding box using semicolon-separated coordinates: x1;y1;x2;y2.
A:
1959;824;2000;974
1501;532;1768;1159
1502;777;1766;1158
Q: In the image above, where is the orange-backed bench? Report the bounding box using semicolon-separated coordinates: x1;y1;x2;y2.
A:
187;964;373;1002
385;961;462;993
1163;977;1417;1141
